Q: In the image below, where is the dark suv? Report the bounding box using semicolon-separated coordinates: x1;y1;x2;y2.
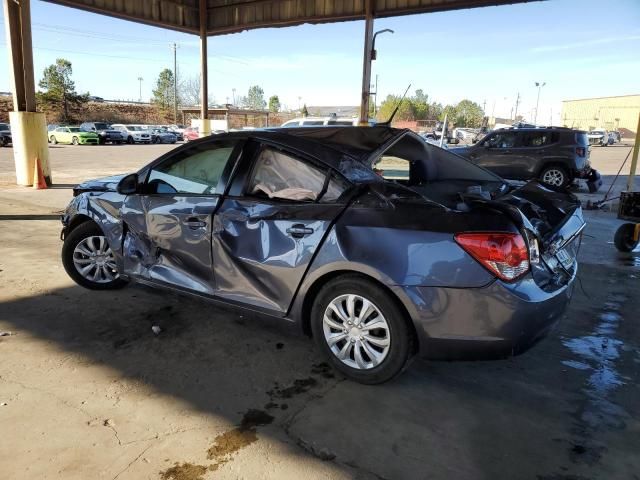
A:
80;122;124;145
450;127;601;191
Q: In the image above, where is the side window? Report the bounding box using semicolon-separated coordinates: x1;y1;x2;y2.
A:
248;147;346;202
147;141;237;195
522;132;558;147
374;156;410;182
301;120;325;126
282;121;299;128
485;132;518;148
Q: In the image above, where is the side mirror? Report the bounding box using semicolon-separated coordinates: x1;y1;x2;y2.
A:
117;173;139;195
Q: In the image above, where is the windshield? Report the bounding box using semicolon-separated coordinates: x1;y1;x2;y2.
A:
126;126;140;131
94;123;109;130
589;130;605;135
0;123;9;131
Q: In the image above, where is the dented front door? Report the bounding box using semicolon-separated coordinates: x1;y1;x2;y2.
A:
121;139;241;294
122;195;219;295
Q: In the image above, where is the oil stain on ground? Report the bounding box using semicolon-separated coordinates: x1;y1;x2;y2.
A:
159;409;274;479
160;462;209;480
207;409;274;470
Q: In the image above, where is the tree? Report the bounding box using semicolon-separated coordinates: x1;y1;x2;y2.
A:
242;85;266;110
268;95;281;113
439;99;484;127
37;58;87;121
453;99;484;127
301;103;309;117
152;68;177;111
376;94;415;122
179;75;214;107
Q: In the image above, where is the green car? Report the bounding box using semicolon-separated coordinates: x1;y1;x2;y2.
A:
49;127;99;145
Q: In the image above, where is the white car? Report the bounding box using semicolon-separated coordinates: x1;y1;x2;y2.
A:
111;124;152;144
587;129;612;147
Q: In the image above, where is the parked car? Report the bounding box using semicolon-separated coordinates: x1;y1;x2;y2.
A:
49;126;99;145
111;124;152;144
450;127;601;191
183;126;200;141
0;123;11;147
80;122;124;144
608;131;620;144
150;128;177;144
165;126;184;141
60;126;584;384
587;129;612;147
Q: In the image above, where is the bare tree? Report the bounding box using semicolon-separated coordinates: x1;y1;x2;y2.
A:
179;75;214;107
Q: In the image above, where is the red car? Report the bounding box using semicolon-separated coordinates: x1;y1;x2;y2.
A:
184;127;199;142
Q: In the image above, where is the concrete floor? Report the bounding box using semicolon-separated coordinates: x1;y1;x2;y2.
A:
0;142;639;480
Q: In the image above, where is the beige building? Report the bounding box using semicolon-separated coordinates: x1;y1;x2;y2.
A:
561;94;640;136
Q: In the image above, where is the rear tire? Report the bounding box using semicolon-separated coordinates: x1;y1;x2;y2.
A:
311;275;414;384
540;165;569;188
72;136;79;145
614;223;639;252
62;221;128;290
50;135;58;144
127;136;134;144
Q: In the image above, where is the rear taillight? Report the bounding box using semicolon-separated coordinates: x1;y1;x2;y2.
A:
576;147;586;157
455;232;529;281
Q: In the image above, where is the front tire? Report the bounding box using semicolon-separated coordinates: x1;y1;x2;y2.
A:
72;136;79;145
62;222;128;290
540;165;569;188
311;275;414;384
50;135;58;144
614;223;639;252
127;136;134;144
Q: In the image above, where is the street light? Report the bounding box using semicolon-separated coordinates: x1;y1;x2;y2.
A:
137;77;143;102
534;81;546;125
371;28;394;60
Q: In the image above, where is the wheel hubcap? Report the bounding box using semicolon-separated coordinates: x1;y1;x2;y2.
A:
72;236;118;283
323;294;390;370
542;169;564;186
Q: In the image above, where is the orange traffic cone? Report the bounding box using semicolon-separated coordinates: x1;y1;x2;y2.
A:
33;157;48;190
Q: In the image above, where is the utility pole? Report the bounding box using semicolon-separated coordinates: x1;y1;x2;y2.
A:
513;92;520;121
232;88;236;106
137;77;143;102
482;100;486;115
172;43;178;123
534;82;546;125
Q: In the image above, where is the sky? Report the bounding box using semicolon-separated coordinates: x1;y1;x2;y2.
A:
1;0;639;124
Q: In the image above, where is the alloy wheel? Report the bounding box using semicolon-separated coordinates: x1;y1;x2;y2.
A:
322;294;391;370
72;235;119;283
542;169;565;187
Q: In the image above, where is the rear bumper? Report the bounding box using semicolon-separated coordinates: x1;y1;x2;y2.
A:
394;271;575;360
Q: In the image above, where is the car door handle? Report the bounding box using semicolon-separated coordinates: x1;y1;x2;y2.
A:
286;224;314;238
186;218;207;229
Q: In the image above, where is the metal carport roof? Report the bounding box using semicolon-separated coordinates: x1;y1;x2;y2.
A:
43;0;539;35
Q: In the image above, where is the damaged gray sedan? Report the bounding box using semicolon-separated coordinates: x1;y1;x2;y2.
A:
61;127;584;384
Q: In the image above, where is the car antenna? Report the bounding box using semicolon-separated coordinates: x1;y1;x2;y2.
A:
379;84;411;126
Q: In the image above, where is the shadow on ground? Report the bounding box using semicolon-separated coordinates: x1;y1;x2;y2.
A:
0;260;639;480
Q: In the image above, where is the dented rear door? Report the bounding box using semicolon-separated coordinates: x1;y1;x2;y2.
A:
211;142;350;314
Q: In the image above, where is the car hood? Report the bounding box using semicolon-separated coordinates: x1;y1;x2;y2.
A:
73;174;126;195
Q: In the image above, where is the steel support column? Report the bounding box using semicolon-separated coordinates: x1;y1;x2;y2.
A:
199;0;210;136
358;0;374;126
626;112;640;192
3;0;50;186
